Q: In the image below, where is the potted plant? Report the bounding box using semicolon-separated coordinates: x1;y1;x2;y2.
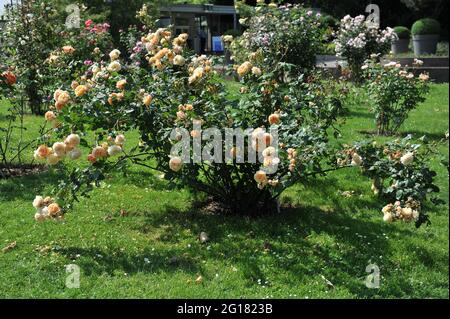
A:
412;18;441;55
392;26;410;54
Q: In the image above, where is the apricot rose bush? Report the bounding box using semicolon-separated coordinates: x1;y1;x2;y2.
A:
32;23;344;217
30;7;441;226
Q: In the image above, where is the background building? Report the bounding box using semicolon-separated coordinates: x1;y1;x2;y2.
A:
159;3;239;54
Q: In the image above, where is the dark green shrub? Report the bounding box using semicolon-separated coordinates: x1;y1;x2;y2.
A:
394;26;411;39
223;29;242;37
412;18;441;35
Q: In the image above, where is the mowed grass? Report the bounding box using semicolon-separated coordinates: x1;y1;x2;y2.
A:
0;84;448;299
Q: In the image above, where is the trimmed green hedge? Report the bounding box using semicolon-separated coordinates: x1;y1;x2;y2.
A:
412;18;441;35
394;26;411;39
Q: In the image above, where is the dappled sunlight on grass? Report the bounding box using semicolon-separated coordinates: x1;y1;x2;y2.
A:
0;84;448;298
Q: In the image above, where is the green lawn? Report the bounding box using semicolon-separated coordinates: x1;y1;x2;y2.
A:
0;84;448;298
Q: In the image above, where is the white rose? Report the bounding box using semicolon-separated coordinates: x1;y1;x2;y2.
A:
33;196;44;209
34;212;47;222
109;49;121;61
65;134;80;147
68;148;82;160
400;152;414;165
401;207;414;219
351;153;363;166
52;142;66;157
46;153;60;165
107;61;122;73
383;212;394;223
252;67;262;76
115;134;125;145
173;55;186;66
107;145;122;157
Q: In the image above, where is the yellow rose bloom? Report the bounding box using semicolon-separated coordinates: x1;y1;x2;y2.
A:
74;85;88;97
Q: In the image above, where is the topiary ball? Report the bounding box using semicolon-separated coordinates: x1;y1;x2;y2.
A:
393;26;411;39
411;18;441;36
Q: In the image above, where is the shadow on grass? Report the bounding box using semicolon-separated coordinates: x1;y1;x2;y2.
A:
57;245;202;276
54;176;420;298
0;168;62;202
399;130;448;142
121;169;171;191
346;110;373;119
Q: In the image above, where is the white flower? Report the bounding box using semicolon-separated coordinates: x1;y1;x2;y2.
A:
65;134;80;147
46;153;60;165
383;212;394;223
34;212;47;222
68;148;82;160
400;152;414;165
92;65;100;74
262;146;276;157
413;58;424;66
115;134;125;145
107;61;121;73
419;73;429;81
351;153;363;166
107;145;122;157
222;35;233;43
173;55;186;66
251;67;262;76
52;142;66;157
109;49;121;61
33;196;44;209
384;61;397;68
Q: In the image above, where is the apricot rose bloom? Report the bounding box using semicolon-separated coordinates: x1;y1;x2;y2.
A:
92;146;108;159
252;67;262;76
108;145;122;157
47;203;61;216
1;71;17;85
34;145;52;159
65;134;81;147
45;111;56;121
254;170;268;184
237;61;252;77
173;55;186;66
268;113;280;125
74;85;88;97
351;153;363;166
46;153;60;165
52;142;66;157
116;79;127;90
143;94;153;107
62;45;75;54
169;156;183;172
